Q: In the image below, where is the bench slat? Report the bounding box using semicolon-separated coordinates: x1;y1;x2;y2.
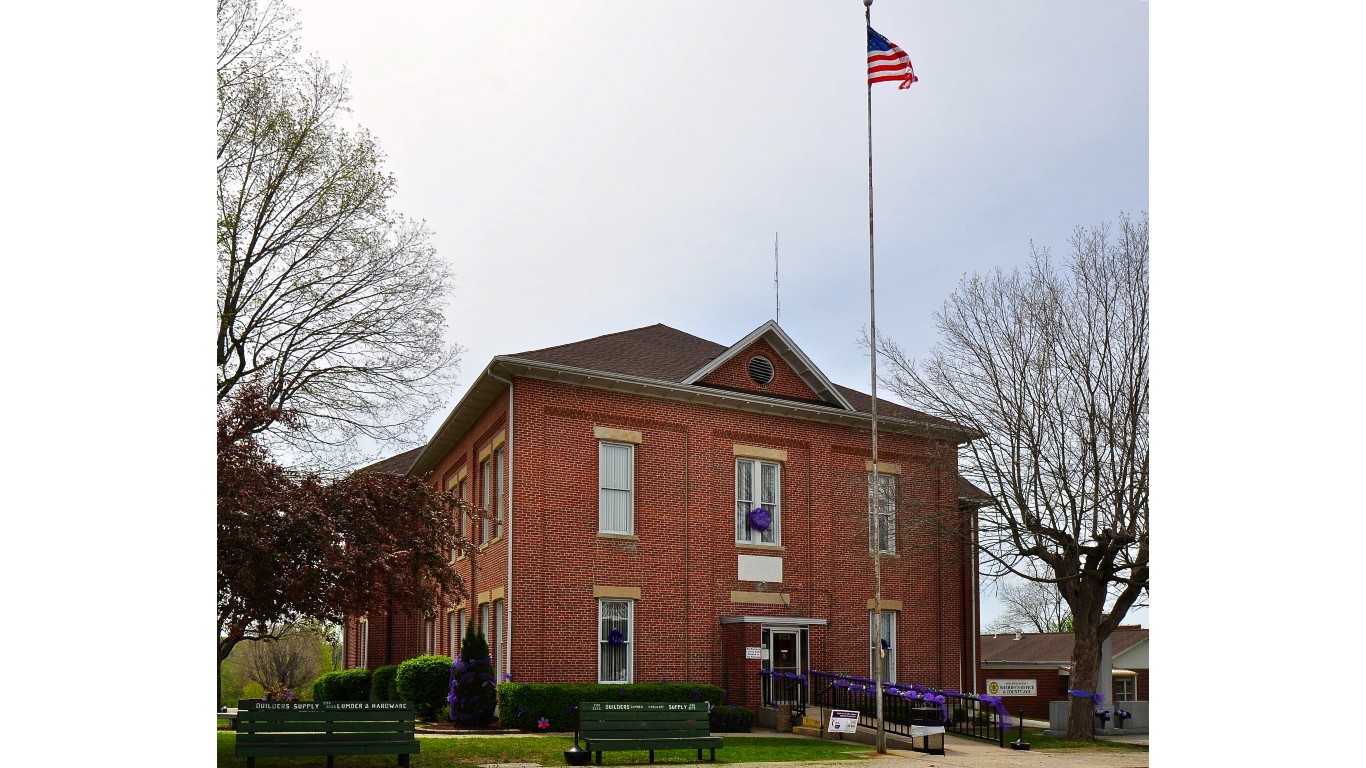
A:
238;721;414;734
237;742;421;757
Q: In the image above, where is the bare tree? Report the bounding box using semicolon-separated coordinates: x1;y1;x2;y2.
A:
985;563;1073;634
236;622;324;698
878;213;1148;740
217;0;461;467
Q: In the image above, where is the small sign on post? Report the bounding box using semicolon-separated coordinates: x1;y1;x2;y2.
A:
828;709;860;734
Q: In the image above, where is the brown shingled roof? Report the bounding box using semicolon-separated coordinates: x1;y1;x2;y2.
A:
510;323;724;382
980;626;1148;664
355;446;425;476
510;323;960;428
957;476;994;507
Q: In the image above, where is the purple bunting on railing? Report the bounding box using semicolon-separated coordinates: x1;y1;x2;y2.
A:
978;694;1012;729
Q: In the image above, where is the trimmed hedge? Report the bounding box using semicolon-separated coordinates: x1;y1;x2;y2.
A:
396;655;454;718
370;665;400;701
709;705;754;733
497;683;724;732
311;668;372;702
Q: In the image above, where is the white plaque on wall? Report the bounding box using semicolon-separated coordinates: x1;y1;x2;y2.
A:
737;554;783;583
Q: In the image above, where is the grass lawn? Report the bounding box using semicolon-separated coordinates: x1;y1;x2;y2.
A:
217;733;877;768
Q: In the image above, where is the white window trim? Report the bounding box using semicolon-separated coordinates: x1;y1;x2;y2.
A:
598;441;635;535
869;473;896;554
598;598;634;684
425;618;435;655
870;611;896;683
736;458;782;546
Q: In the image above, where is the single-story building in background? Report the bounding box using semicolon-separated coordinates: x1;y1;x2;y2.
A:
978;625;1149;719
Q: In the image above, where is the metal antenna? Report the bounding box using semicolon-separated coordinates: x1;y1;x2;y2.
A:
774;232;780;324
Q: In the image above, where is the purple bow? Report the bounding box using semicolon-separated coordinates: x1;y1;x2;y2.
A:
978;694;1011;729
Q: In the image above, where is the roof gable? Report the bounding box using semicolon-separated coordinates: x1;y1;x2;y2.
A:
683;322;854;410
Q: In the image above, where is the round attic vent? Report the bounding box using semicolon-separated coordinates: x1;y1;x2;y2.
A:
748;356;775;386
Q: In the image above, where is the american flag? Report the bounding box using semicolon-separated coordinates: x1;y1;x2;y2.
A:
868;27;917;89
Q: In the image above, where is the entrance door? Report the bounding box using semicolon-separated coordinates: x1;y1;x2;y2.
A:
765;628;804;705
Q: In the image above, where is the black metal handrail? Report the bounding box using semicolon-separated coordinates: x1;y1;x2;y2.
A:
807;670;1005;748
758;670;807;717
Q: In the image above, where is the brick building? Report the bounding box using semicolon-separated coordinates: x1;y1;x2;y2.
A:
979;625;1150;719
343;321;984;709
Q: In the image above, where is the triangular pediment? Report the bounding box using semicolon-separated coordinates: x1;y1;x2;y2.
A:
683;322;854;410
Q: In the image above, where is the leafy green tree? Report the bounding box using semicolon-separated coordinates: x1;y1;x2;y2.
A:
449;623;496;727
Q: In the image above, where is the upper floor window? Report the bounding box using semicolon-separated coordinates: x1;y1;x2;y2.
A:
869;473;896;554
736;458;781;545
599;442;634;534
481;446;504;542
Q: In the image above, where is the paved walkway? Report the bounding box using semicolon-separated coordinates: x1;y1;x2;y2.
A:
411;727;1148;768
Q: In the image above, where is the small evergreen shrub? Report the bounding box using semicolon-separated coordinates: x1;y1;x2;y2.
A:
496;683;725;732
449;624;497;727
371;665;401;701
397;655;455;718
311;668;372;701
709;705;754;732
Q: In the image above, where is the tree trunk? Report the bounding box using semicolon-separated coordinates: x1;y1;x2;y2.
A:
1066;624;1103;740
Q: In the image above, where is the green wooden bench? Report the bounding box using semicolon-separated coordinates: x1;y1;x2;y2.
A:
579;701;722;764
235;700;420;768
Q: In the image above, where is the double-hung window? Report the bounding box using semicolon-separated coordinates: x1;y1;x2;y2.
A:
598;599;633;683
869;472;896;554
599;442;634;534
480;446;505;542
735;458;781;545
870;611;896;682
480;452;497;543
1114;676;1136;701
424;618;435;655
448;610;459;656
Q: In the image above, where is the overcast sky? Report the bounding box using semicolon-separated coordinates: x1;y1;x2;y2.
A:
285;0;1149;629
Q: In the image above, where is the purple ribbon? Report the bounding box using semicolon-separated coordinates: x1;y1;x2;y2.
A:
978;694;1012;729
748;507;772;532
1067;689;1105;712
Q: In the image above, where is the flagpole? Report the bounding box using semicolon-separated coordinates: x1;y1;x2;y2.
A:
863;0;886;756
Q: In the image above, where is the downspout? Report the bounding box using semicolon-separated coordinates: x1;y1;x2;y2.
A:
684;428;690;674
490;371;514;682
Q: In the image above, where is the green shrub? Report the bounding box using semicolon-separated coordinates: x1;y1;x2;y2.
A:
396;655;455;718
451;624;497;727
311;668;372;702
496;683;725;732
371;665;400;701
709;705;753;732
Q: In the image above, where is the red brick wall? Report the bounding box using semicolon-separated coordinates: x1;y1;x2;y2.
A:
503;377;974;707
698;339;824;403
348;373;979;711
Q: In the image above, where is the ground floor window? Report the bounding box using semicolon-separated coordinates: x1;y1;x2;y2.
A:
599;599;633;683
1113;676;1136;701
358;617;370;668
870;611;896;682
